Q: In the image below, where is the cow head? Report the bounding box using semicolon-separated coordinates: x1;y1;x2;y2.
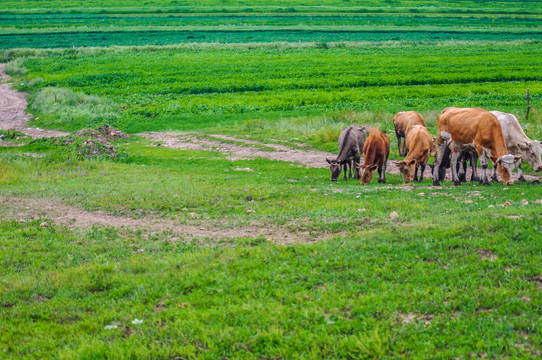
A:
495;154;517;185
326;158;342;182
398;159;417;183
357;164;377;184
518;141;542;172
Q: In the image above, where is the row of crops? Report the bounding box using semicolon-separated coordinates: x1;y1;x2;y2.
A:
5;30;542;49
20;43;541;133
1;0;541;49
2;0;542;12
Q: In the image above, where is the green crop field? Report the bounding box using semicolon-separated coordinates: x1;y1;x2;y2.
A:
1;0;542;359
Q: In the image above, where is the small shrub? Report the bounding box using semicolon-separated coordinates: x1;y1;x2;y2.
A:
4;58;28;77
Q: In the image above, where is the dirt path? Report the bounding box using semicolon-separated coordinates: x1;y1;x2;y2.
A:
0;64;69;139
0;195;333;244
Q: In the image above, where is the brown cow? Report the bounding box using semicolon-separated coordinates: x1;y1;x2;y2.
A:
397;125;433;183
393;111;426;157
432;107;517;186
357;128;390;184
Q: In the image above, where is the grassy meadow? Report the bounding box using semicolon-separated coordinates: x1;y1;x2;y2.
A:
1;0;542;359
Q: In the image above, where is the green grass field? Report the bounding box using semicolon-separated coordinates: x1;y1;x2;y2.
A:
1;0;542;359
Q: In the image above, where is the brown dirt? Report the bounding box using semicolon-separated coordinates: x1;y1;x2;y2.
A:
0;195;335;244
0;64;69;139
140;131;341;170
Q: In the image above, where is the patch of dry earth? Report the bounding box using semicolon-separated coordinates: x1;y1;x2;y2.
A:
0;195;335;244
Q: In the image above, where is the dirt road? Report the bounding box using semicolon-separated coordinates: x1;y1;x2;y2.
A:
0;64;68;139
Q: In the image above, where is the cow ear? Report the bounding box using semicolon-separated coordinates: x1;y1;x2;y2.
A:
409;159;416;165
326;158;332;164
518;142;529;151
514;155;522;162
369;165;378;171
495;156;502;164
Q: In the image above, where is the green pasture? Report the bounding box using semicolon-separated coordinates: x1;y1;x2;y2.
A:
1;0;542;358
8;42;541;147
1;132;542;359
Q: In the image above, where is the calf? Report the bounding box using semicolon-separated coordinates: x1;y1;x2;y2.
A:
326;125;369;181
357;128;390;184
393;111;426;157
432;107;516;186
432;144;479;183
397;125;432;183
490;111;542;182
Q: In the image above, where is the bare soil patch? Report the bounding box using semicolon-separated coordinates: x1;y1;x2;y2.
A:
140;131;339;170
0;195;335;244
0;64;69;139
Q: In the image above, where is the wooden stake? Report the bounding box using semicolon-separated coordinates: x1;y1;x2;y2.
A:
526;88;531;121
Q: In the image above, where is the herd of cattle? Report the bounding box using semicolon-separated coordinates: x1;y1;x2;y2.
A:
326;107;542;186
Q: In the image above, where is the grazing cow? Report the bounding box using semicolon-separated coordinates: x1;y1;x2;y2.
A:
326;125;369;181
357;128;390;184
490;111;542;182
393;111;426;157
432;144;479;183
397;125;433;183
432;107;517;186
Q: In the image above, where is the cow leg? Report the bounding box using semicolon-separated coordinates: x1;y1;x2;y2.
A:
342;163;348;181
457;154;467;183
433;132;451;186
478;148;490;186
516;160;525;182
378;155;388;184
491;165;499;182
450;150;461;186
348;160;352;179
432;149;445;186
414;165;419;182
396;132;405;157
470;154;479;182
354;157;360;180
419;164;426;182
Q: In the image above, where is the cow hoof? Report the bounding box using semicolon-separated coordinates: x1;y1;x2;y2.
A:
482;180;490;186
453;180;462;186
518;176;526;182
432;180;440;186
532;180;540;185
471;177;479;182
378;179;386;184
491;177;498;183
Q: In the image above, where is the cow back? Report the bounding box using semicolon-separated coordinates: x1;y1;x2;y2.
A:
393;111;426;136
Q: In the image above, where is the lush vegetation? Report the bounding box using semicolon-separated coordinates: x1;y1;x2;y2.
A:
2;135;542;359
1;0;541;48
10;43;540;144
1;0;542;359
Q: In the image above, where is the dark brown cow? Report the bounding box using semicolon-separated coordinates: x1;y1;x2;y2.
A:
432;107;517;186
326;125;369;181
357;128;390;184
393;111;426;157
